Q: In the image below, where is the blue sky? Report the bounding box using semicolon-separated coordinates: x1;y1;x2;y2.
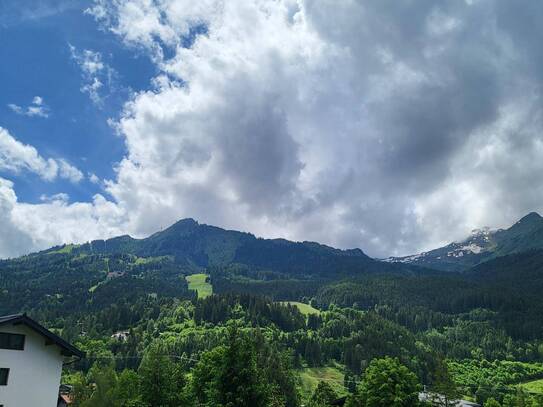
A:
0;0;155;203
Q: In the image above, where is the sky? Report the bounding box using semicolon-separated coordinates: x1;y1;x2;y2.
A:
1;0;543;259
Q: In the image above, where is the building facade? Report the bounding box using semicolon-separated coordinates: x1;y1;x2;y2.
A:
0;314;83;407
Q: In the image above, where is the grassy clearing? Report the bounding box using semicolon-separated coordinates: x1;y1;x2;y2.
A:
298;365;346;400
134;255;172;265
520;378;543;394
186;273;212;299
281;301;320;316
48;244;79;255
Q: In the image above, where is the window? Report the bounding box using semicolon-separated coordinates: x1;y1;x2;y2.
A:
0;368;9;385
0;332;25;350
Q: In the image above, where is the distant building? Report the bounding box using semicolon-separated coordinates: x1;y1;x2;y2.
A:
419;391;481;407
0;314;83;407
326;393;481;406
107;271;125;279
111;330;130;341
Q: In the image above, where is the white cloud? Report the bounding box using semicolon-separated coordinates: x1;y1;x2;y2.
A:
3;0;543;259
58;159;85;183
7;104;24;115
82;0;543;257
0;177;126;258
40;193;70;203
69;44;115;105
8;96;49;118
88;172;100;184
0;127;83;183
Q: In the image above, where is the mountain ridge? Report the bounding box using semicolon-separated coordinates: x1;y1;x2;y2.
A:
385;212;543;271
22;211;543;275
36;217;396;279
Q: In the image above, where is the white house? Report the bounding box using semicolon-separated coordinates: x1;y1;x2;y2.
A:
111;330;130;341
0;314;83;407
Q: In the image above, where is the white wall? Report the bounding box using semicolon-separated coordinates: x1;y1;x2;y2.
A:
0;323;64;407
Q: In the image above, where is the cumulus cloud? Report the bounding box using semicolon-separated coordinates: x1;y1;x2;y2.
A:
0;127;83;183
88;172;100;184
4;0;543;258
69;44;115;105
8;95;50;118
0;177;126;258
39;192;70;203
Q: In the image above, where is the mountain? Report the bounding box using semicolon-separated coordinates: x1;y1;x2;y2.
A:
45;217;399;278
0;217;417;318
5;212;543;322
385;212;543;271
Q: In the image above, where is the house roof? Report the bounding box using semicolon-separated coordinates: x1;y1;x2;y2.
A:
0;313;84;358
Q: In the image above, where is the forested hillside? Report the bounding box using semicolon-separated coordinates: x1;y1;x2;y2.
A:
2;216;543;406
31;218;416;278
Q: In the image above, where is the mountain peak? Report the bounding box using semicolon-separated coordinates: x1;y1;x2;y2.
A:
171;218;199;227
150;218;199;239
517;212;542;224
385;211;543;272
507;212;542;231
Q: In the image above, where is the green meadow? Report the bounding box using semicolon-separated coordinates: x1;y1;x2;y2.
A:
281;301;321;316
186;273;212;299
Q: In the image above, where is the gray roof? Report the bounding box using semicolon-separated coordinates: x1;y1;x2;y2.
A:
419;392;480;407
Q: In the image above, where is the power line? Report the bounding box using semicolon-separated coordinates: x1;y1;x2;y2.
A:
84;354;201;363
76;355;543;396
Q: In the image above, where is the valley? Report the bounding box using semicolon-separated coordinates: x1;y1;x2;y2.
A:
2;213;543;405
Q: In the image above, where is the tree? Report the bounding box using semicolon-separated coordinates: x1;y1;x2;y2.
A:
190;345;226;406
138;340;187;407
253;330;300;407
71;371;93;407
307;381;338;407
485;398;501;407
113;369;145;406
428;358;460;407
348;357;421;407
475;383;501;406
190;325;270;407
502;388;538;407
81;364;119;407
344;371;357;393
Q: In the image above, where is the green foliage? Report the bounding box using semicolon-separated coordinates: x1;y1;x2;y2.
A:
520;378;543;394
190;325;299;407
427;357;460;407
113;369;143;406
448;359;543;394
348;357;421;407
186;273;212;299
281;301;320;316
81;364;118;407
501;388;542;407
71;364;144;407
298;366;345;401
307;381;338;407
71;371;93;407
138;340;188;407
485;398;502;407
5;217;543;406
